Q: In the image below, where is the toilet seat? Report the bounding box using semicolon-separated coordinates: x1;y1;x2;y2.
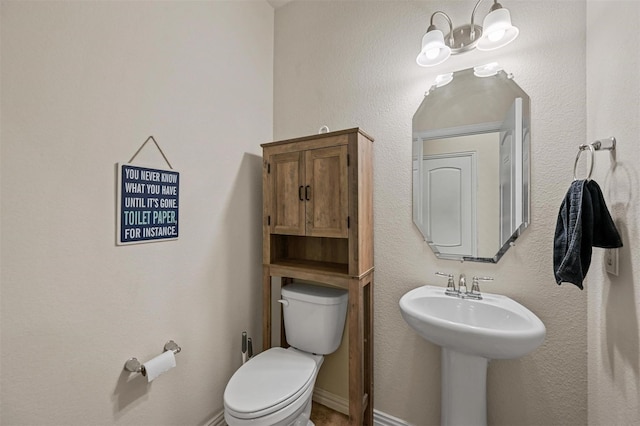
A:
224;347;319;420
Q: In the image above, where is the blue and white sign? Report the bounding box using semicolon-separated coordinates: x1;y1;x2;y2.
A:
117;163;179;245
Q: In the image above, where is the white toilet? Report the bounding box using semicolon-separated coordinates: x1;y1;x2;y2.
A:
224;283;349;426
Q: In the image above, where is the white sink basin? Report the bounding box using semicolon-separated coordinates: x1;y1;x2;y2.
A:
399;285;546;359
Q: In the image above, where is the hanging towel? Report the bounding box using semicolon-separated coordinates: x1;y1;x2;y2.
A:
553;179;623;289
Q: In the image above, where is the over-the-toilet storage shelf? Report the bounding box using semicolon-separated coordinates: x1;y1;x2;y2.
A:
261;128;374;425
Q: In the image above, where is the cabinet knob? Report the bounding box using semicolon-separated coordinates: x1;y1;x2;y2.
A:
305;185;311;201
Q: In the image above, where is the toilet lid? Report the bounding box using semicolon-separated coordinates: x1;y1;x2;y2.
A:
224;347;318;418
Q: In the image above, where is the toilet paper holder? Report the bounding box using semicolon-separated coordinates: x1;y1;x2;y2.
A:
124;340;181;376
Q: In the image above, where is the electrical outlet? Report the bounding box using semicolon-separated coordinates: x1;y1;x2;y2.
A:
605;248;619;276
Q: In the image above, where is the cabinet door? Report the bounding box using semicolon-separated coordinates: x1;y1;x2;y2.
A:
270;151;305;235
305;145;349;238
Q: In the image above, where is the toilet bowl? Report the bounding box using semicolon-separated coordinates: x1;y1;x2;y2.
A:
224;347;323;426
224;283;348;426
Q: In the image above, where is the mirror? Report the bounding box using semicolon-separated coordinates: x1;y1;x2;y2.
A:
412;66;530;263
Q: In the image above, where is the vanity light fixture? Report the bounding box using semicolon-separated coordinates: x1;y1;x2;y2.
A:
416;0;519;67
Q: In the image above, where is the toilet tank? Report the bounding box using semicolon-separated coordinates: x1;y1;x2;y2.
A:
281;283;348;355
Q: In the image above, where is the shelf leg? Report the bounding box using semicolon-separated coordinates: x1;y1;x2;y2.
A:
348;277;364;425
262;266;271;351
364;273;374;425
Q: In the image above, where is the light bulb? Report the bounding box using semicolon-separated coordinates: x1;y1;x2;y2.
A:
488;28;505;42
416;29;451;67
425;47;440;60
477;8;519;51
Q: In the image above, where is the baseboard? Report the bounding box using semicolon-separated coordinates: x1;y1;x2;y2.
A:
312;387;350;414
206;409;226;426
373;409;413;426
313;388;413;426
209;392;412;426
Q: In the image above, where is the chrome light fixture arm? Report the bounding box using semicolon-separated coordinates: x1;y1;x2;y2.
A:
429;11;455;47
470;0;495;40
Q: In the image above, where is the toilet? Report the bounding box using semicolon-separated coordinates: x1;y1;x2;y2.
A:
224;283;349;426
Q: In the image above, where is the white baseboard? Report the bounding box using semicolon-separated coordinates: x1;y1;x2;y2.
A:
209;390;412;426
313;388;412;426
206;409;226;426
312;387;350;414
373;409;413;426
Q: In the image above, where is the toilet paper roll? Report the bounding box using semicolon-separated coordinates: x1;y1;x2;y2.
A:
143;350;176;382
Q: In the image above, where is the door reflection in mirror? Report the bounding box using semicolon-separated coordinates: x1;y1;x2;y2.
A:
412;67;530;262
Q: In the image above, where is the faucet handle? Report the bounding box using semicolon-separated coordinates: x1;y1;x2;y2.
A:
435;271;453;280
436;272;458;296
435;272;454;285
471;276;493;294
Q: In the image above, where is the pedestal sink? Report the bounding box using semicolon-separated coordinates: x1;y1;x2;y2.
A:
399;285;545;426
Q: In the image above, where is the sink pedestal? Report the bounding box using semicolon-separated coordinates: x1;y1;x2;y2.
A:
441;348;488;426
399;285;546;425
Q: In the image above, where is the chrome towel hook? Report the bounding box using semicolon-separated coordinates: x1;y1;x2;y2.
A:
573;137;616;181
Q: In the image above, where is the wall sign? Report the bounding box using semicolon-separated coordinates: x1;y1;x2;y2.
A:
117;163;179;245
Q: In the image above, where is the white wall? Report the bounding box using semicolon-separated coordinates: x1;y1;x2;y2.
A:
274;1;588;424
0;1;273;424
586;1;640;423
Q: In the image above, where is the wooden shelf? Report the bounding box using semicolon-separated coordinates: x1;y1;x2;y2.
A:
269;260;350;289
271;258;349;275
262;128;374;425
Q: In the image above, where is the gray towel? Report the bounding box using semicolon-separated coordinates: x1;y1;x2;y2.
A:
553;179;623;289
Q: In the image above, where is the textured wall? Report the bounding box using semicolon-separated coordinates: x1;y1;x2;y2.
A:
1;1;273;424
274;1;587;424
586;1;640;424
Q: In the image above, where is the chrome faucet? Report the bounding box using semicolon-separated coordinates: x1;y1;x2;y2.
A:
436;272;493;299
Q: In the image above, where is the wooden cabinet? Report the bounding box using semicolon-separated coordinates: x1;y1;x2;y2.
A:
268;145;348;238
261;128;374;425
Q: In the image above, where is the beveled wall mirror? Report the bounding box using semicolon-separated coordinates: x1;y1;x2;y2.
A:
412;65;530;262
